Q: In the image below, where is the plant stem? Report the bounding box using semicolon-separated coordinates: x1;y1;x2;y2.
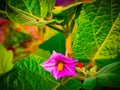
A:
65;32;72;58
0;10;7;15
65;11;76;58
65;23;73;58
46;24;64;34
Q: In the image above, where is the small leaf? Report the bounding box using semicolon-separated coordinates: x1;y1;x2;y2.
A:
89;66;97;76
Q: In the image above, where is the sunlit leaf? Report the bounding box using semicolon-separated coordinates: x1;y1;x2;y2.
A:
0;45;14;75
6;0;55;25
73;0;120;63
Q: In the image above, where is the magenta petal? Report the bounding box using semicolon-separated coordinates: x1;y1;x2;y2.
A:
41;62;56;72
51;67;60;79
48;51;58;62
41;57;56;72
41;51;58;72
64;64;76;76
63;58;78;64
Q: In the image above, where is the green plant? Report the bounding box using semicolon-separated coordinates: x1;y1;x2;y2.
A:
0;0;120;90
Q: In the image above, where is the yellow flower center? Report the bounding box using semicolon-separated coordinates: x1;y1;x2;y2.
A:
57;62;64;72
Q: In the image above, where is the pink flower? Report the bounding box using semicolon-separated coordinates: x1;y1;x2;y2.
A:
41;51;77;79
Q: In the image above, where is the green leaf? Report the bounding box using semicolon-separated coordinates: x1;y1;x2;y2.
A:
0;44;14;75
6;0;55;25
0;0;7;17
97;61;120;88
73;0;120;62
57;79;82;90
83;77;97;90
52;2;83;25
46;0;55;14
64;79;82;89
0;56;60;90
95;56;120;67
38;33;65;55
33;49;51;59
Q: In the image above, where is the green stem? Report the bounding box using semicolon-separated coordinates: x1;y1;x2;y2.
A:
46;24;64;34
38;26;45;42
0;10;7;15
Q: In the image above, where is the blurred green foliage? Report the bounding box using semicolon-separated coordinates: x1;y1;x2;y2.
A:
0;44;14;75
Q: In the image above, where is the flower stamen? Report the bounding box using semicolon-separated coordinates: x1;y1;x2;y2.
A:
58;62;64;71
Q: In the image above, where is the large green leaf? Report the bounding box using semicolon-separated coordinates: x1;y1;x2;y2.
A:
73;0;120;62
57;79;82;90
6;0;55;25
83;77;97;90
97;61;120;88
0;56;60;90
95;55;120;67
0;45;14;75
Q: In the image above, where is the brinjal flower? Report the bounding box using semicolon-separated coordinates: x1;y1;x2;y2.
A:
41;51;77;79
